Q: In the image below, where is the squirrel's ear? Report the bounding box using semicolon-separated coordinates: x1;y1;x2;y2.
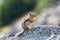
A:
28;12;32;16
28;12;36;17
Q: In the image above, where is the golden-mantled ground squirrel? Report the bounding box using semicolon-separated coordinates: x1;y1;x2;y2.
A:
22;12;36;30
15;12;36;37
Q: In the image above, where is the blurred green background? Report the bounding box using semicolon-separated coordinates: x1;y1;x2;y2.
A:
0;0;36;27
0;0;60;27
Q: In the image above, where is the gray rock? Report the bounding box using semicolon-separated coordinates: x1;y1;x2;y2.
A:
0;25;60;40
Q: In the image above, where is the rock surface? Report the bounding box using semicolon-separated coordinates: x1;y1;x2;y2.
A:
0;25;60;40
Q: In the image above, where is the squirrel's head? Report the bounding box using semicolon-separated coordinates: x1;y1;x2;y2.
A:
28;12;36;23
